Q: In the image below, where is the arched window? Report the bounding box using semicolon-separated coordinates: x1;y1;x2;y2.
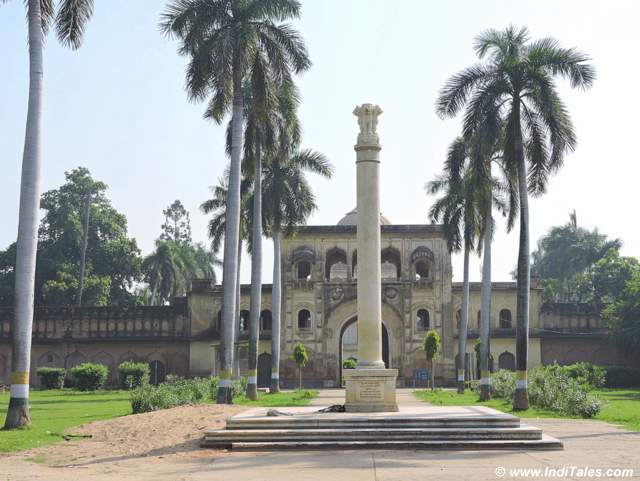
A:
498;351;516;371
351;251;358;279
298;309;312;330
260;310;272;331
325;248;348;281
296;261;311;280
416;309;430;330
216;310;222;332
499;309;512;329
477;310;482;329
455;309;461;330
240;310;250;332
415;260;430;280
381;247;401;280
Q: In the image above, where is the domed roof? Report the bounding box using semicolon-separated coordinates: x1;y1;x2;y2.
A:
337;207;391;226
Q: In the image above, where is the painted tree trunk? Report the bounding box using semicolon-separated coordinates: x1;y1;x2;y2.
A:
247;146;262;400
77;193;91;306
270;230;282;393
216;72;243;404
479;211;493;401
457;247;470;394
234;241;242;377
5;0;44;429
513;99;530;410
298;365;302;390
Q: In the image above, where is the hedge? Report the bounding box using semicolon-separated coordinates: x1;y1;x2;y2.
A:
70;363;109;391
36;367;66;389
118;361;150;389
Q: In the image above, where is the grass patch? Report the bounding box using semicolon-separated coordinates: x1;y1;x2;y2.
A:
414;388;640;431
0;389;131;453
233;390;318;407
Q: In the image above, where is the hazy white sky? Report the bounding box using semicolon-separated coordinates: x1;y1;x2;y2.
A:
1;0;638;284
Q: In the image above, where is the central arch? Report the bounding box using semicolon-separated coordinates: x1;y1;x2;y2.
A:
339;317;389;384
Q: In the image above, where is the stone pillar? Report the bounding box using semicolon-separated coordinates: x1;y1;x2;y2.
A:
344;104;398;412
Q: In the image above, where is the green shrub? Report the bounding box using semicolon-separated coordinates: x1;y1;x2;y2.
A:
528;367;601;418
342;357;357;369
118;361;150;389
70;363;109;391
130;375;220;414
548;362;606;389
603;365;640;388
491;369;516;399
36;367;66;390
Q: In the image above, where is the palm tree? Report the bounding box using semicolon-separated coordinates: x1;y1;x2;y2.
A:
3;0;95;429
241;68;283;401
161;0;310;404
436;26;594;409
427;138;481;394
262;127;333;393
143;241;186;305
201;174;253;381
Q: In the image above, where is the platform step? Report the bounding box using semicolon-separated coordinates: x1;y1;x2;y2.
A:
203;426;543;446
226;415;520;430
216;436;563;451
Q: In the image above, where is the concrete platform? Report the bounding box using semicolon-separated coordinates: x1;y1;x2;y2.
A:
202;405;563;451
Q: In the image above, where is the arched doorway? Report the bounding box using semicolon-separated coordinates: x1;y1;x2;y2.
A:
149;360;166;385
257;352;272;388
339;317;389;384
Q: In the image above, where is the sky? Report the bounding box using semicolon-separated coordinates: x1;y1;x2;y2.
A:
1;0;639;285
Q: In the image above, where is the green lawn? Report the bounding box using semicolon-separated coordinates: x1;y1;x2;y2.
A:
233;389;318;407
0;389;131;453
414;388;640;431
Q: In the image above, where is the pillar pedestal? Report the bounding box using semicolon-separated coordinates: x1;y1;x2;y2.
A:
344;368;398;412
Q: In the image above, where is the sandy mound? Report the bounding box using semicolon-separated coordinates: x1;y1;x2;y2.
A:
11;403;245;467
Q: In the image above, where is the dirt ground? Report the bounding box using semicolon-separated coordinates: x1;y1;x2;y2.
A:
1;399;639;481
1;403;245;478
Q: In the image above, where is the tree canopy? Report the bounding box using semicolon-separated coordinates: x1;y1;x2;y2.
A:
0;167;142;306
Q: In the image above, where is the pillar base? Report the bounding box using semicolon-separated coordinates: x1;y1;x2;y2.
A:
344;368;398;412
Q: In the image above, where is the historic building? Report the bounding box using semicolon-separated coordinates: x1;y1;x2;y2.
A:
1;209;636;389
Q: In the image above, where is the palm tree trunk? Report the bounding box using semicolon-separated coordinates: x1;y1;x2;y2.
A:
457;246;470;394
479;211;493;401
234;241;242;377
513;99;530;410
247;144;262;401
5;0;44;429
149;278;159;306
216;69;243;405
298;365;302;390
270;229;282;393
76;193;91;306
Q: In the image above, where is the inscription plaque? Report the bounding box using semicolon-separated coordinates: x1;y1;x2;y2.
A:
356;380;384;401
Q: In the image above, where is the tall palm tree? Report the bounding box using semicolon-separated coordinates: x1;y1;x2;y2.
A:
201;174;253;380
161;0;310;404
3;0;95;429
427;138;481;395
241;65;284;401
262;128;333;393
436;26;594;409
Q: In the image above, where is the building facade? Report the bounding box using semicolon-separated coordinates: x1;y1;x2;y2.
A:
0;211;636;388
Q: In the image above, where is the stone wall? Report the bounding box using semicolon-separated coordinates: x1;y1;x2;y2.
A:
0;302;190;386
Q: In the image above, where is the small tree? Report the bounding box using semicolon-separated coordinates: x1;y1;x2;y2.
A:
423;330;441;390
291;343;309;390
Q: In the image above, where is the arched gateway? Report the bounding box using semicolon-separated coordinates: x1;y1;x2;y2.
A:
339;317;389;384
